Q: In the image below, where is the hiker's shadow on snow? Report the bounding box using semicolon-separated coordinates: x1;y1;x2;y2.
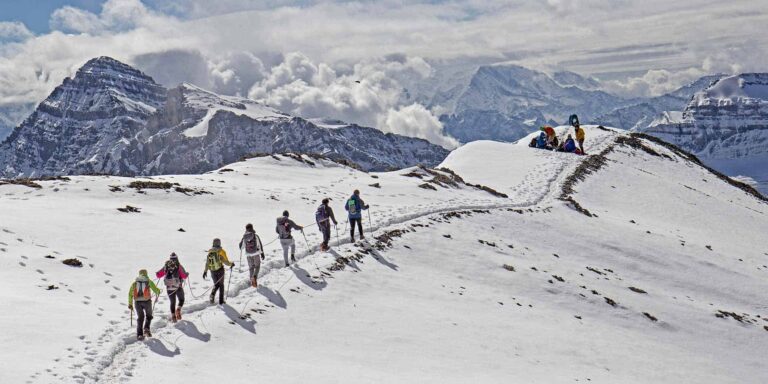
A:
368;248;398;271
257;285;287;309
176;320;211;342
292;264;327;290
146;338;180;357
328;249;361;271
221;304;256;334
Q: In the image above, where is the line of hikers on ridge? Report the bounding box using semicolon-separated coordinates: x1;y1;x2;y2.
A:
128;189;370;340
529;114;588;154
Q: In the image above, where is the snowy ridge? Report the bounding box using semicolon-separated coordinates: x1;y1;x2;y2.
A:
3;130;768;382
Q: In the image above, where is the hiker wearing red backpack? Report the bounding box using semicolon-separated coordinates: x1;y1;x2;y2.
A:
239;224;264;287
155;252;188;323
128;269;161;340
316;198;338;251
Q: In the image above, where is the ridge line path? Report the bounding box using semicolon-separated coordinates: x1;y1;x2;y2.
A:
30;127;618;383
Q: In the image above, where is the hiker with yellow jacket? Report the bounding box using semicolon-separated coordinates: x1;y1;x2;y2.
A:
128;269;161;340
202;238;234;305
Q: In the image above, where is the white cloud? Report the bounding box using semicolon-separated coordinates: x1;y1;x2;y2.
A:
385;104;458;148
0;22;34;42
0;0;766;136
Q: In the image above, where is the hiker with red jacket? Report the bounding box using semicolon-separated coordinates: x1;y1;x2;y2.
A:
128;269;161;340
155;252;188;323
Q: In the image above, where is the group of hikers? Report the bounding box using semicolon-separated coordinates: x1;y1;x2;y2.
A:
127;189;370;340
529;114;587;154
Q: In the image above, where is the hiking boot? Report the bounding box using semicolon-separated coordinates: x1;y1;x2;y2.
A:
250;277;257;288
170;313;177;323
209;294;215;304
144;328;152;338
291;254;296;262
360;235;365;240
285;261;290;267
137;334;145;341
175;308;182;321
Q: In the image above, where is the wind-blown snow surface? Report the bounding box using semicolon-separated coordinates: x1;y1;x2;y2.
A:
2;126;767;383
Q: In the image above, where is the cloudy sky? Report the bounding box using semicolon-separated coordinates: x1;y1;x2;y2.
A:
0;0;766;145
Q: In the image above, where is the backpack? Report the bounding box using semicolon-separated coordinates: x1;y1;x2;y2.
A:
206;249;223;271
276;218;291;239
134;279;151;301
347;198;358;215
163;259;181;289
315;205;328;225
243;232;260;254
569;114;580;127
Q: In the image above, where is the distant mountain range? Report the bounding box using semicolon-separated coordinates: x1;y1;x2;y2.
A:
639;73;768;193
0;57;448;178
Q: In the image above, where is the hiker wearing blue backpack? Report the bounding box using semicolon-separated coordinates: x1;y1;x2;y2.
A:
345;190;369;242
316;198;338;251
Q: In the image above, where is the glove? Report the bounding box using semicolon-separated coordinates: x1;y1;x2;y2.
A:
230;264;234;270
261;254;265;261
128;304;133;310
365;205;370;209
203;271;208;280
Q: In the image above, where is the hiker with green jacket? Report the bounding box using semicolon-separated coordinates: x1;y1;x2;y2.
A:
203;238;234;305
128;269;161;340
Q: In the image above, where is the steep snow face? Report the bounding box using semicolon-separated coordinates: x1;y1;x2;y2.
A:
0;57;167;177
3;128;767;383
642;73;768;193
178;83;287;138
438;65;628;143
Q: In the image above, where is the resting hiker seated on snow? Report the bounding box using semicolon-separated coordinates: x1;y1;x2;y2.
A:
531;131;552;150
558;134;578;153
239;223;264;288
540;126;558;148
128;269;161;341
155;252;188;323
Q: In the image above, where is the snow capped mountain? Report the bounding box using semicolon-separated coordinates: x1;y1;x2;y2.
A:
0;102;34;141
641;73;768;193
434;64;628;142
0;57;167;177
552;70;601;90
0;58;449;177
2;126;767;383
598;75;725;131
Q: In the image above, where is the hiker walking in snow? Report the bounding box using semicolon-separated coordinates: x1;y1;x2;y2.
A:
128;269;161;340
202;238;234;305
239;224;264;288
276;211;303;267
155;252;188;323
316;198;338;251
345;189;369;242
569;114;586;154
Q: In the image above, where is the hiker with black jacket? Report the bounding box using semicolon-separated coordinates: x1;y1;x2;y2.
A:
239;224;264;287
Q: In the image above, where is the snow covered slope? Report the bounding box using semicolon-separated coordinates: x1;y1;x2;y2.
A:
1;126;767;383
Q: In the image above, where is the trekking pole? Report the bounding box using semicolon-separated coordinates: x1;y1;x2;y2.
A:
301;230;311;251
238;248;243;274
226;266;233;299
335;224;340;247
130;307;133;327
367;209;373;234
152;292;160;312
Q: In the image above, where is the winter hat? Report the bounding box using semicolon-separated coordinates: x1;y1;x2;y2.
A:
212;238;221;247
283;210;289;217
322;198;329;205
246;223;254;231
170;252;178;260
353;189;360;195
139;269;148;277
